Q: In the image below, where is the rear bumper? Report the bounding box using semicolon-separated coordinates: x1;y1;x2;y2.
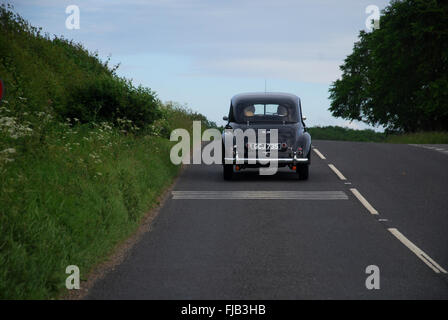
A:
224;155;309;165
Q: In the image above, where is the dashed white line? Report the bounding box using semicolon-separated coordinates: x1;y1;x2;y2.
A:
317;146;446;275
388;228;447;274
313;148;326;160
350;188;379;215
328;164;347;180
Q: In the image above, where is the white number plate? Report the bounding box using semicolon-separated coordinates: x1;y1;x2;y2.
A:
249;143;279;150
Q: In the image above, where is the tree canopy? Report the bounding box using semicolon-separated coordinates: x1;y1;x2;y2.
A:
329;0;448;132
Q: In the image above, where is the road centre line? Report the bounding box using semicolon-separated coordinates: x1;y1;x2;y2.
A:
388;228;447;274
316;146;446;275
350;188;379;215
328;164;347;180
313;148;326;160
172;191;348;200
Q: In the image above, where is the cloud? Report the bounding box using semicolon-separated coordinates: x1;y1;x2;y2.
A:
194;57;341;84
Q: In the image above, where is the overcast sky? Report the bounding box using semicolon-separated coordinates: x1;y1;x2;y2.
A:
11;0;390;130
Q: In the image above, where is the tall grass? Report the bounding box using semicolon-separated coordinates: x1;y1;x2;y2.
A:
0;120;179;299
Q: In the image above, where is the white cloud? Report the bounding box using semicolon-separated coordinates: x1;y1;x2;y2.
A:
196;58;341;84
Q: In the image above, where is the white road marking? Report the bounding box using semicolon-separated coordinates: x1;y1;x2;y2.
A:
310;143;446;274
350;188;379;215
408;144;448;155
172;191;349;200
313;148;326;160
328;164;347;180
388;228;447;274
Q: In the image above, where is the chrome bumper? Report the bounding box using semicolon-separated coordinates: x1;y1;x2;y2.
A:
224;156;308;164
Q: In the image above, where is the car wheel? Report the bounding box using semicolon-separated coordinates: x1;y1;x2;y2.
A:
223;164;233;180
297;164;309;180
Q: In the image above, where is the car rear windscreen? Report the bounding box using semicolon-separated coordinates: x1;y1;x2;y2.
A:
234;102;298;123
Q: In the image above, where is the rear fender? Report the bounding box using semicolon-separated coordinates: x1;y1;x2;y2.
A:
297;132;311;160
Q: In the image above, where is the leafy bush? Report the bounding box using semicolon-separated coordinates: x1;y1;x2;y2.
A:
65;75;161;128
146;101;218;139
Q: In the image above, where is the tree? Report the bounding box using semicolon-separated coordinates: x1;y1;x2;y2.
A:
329;0;448;132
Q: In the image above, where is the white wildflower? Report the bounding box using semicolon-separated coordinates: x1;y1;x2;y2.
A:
1;148;16;154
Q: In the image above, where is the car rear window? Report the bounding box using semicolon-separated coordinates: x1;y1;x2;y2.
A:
234;102;298;123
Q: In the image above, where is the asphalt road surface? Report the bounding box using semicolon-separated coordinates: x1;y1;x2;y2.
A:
87;140;448;299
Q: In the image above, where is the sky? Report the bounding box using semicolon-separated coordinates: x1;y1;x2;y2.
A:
10;0;390;130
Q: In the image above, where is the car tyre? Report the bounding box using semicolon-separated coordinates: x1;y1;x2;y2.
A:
297;164;309;180
223;164;233;180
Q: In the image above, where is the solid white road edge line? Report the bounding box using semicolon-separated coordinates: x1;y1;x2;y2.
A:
350;188;379;215
388;228;447;274
328;164;347;180
313;148;326;160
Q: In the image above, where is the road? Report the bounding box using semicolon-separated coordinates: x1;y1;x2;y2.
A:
87;141;448;299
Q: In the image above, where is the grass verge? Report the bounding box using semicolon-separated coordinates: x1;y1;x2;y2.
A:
0;122;181;299
308;126;448;144
385;131;448;144
308;126;385;142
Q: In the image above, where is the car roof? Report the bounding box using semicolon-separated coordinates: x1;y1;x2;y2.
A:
231;92;300;107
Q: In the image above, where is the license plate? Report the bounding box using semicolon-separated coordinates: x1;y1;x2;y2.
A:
249;143;279;150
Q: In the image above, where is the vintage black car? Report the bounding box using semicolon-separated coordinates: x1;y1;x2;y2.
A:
222;92;311;180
